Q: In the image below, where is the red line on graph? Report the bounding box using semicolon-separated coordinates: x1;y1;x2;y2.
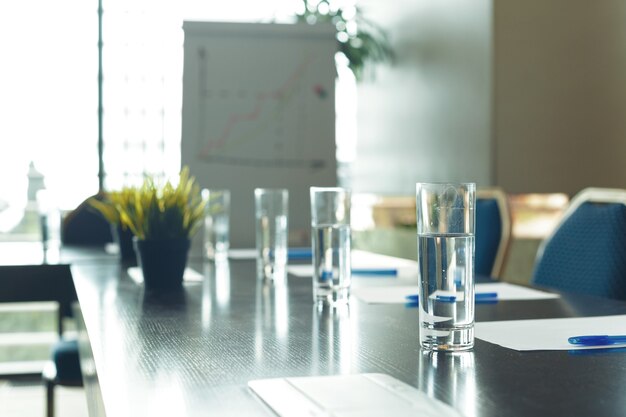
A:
199;57;313;157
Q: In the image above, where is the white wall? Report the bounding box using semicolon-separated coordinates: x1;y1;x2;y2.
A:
350;0;493;195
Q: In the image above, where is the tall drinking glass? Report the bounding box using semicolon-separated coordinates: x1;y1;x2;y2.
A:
202;189;230;260
416;182;476;351
255;188;288;284
310;187;351;305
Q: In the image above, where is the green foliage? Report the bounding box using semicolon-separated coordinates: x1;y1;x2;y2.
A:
88;189;130;226
296;0;395;80
89;167;206;240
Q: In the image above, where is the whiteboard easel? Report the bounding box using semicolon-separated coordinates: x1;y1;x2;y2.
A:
181;21;338;248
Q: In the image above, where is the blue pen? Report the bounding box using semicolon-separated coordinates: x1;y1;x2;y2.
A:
402;294;457;302
568;335;626;346
405;292;498;301
288;247;312;260
476;292;498;299
351;268;397;276
405;297;497;308
319;268;397;280
268;248;313;260
405;294;498;307
403;295;458;306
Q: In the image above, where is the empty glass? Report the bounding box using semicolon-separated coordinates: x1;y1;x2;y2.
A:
202;189;231;260
255;188;288;284
310;187;351;305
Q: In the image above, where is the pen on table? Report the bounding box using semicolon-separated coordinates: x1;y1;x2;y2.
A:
286;249;398;277
287;248;312;260
405;292;498;302
568;335;626;346
320;268;398;279
351;268;398;277
404;298;498;308
405;293;498;307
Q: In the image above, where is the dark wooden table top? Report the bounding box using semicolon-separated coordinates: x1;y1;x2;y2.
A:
71;258;626;417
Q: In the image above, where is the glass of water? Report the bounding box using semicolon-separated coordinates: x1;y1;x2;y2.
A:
202;189;231;261
416;182;476;351
310;187;351;305
255;188;288;284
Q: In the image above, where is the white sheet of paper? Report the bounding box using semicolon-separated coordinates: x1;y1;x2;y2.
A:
248;373;463;417
287;250;419;278
351;282;560;304
352;286;419;303
127;267;204;284
227;248;257;259
475;315;626;351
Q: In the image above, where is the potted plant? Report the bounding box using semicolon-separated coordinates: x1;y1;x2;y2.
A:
95;167;205;289
295;0;395;81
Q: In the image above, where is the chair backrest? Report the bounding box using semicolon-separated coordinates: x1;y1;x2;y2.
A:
475;188;512;278
61;194;113;246
0;264;77;336
532;187;626;299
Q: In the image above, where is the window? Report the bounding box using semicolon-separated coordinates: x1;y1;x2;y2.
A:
0;1;98;239
0;0;356;241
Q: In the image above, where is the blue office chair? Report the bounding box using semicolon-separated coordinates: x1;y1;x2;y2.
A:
61;193;113;246
532;188;626;300
475;188;512;279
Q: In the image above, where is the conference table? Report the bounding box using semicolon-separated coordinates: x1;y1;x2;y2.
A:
69;253;626;417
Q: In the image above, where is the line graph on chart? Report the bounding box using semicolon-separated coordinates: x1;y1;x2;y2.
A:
194;47;330;170
182;22;338;247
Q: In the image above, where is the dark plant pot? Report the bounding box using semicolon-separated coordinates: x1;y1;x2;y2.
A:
133;237;191;290
111;225;136;263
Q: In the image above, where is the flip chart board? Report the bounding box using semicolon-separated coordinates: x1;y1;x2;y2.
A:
182;21;338;247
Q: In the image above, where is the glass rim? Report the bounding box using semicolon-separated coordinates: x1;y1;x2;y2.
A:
254;188;288;194
310;186;350;193
415;182;476;186
416;182;476;189
202;188;230;193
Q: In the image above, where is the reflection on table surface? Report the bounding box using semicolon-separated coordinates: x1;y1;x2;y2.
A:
70;256;626;417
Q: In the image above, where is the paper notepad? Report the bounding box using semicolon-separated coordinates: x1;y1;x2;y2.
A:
351;282;559;304
127;267;204;284
248;373;463;417
476;314;626;351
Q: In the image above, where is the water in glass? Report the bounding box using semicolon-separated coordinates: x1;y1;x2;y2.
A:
205;212;229;259
256;214;288;281
312;224;351;304
418;233;475;351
